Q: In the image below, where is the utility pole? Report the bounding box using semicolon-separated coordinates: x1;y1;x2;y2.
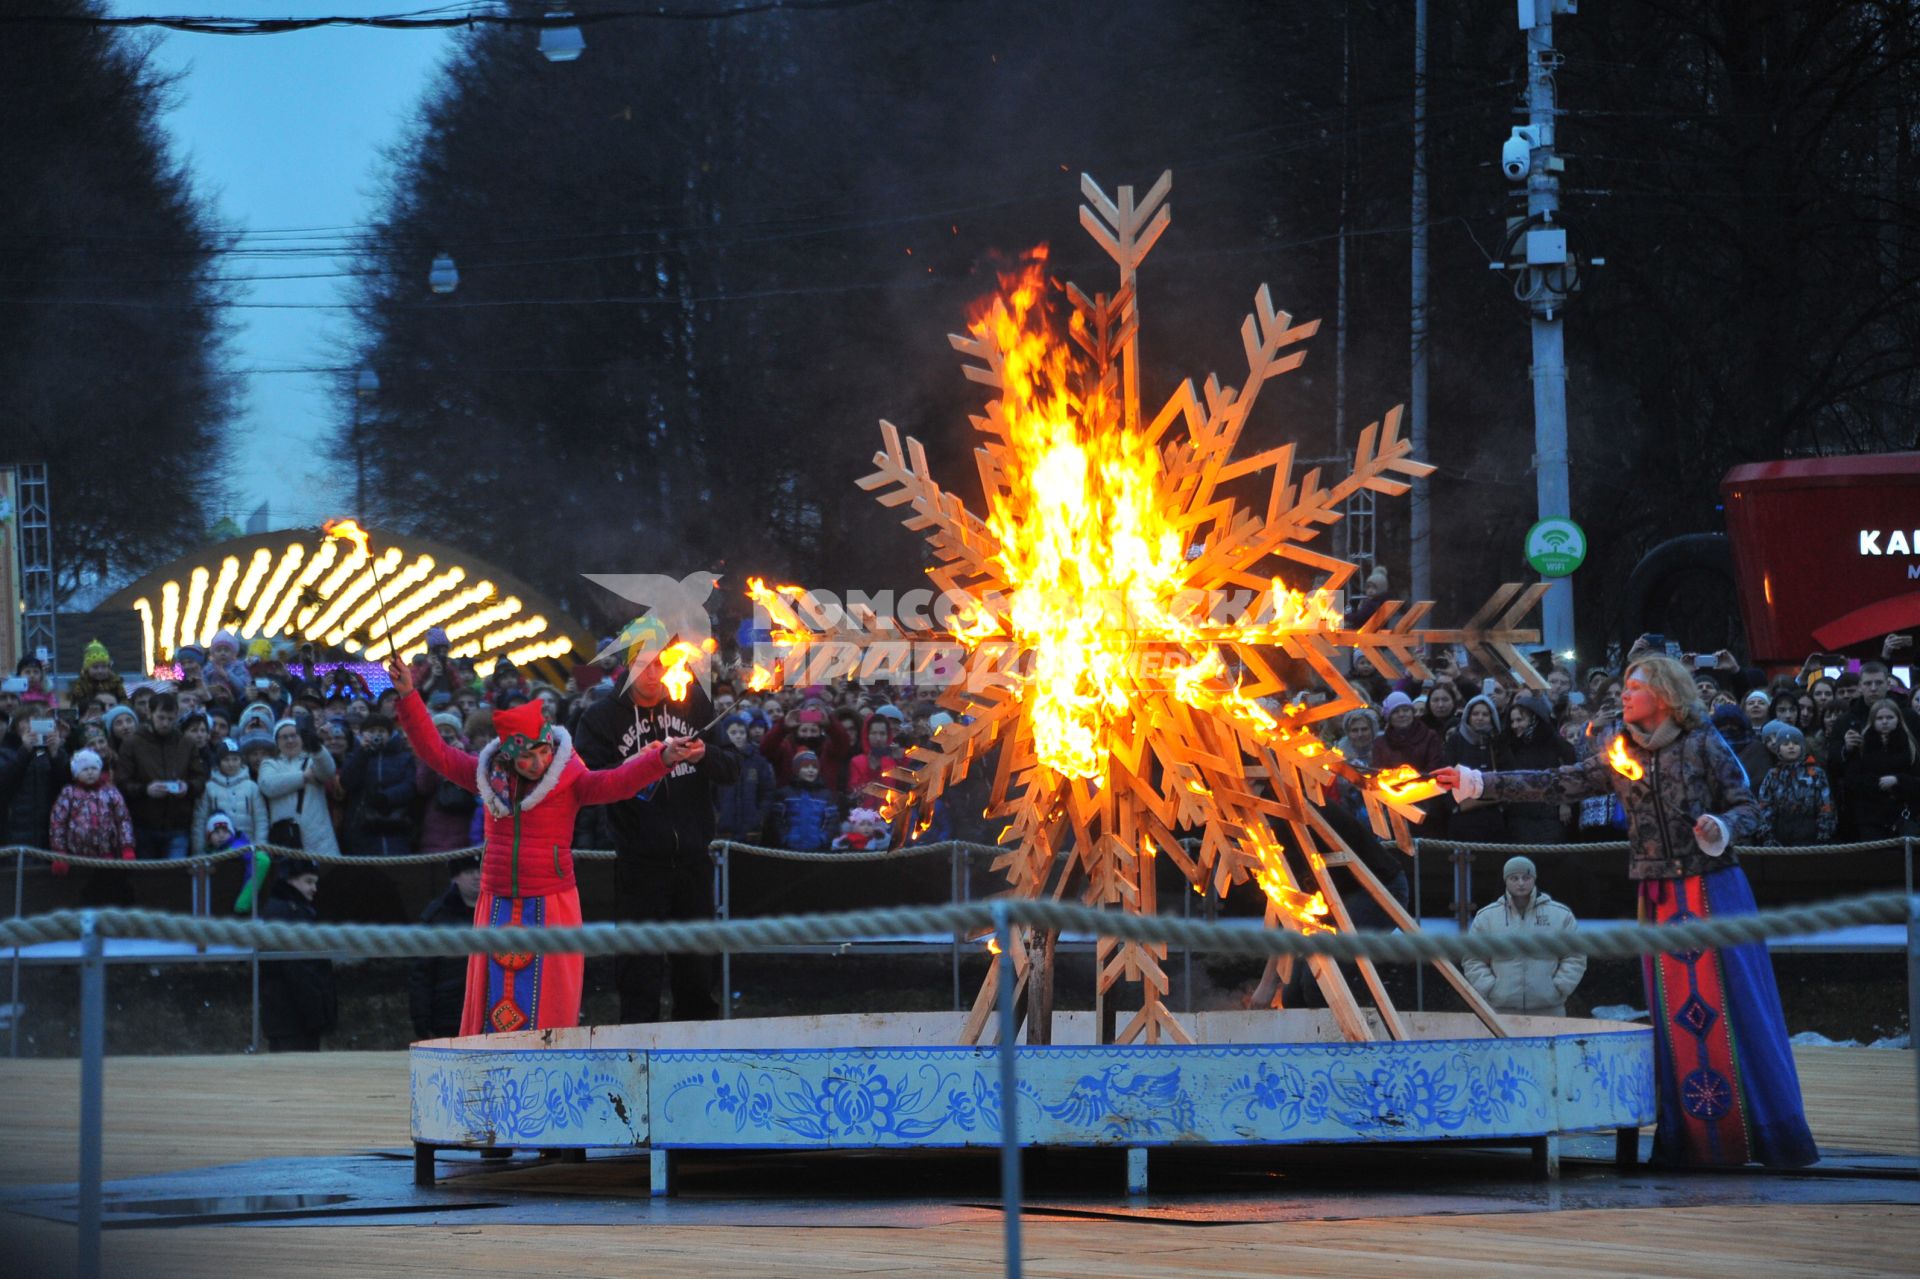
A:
1507;0;1579;656
1409;0;1431;607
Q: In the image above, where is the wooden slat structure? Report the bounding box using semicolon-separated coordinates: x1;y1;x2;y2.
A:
0;1047;1913;1278
756;171;1558;1047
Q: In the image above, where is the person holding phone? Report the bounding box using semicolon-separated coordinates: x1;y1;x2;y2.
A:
115;691;207;860
258;718;339;856
2;707;72;852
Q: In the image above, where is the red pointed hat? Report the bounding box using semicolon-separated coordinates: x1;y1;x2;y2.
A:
493;700;547;745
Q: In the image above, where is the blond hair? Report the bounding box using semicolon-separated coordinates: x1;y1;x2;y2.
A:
1624;653;1708;731
1865;697;1919;765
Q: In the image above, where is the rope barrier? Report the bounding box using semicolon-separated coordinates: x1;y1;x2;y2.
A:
1;891;1909;966
710;839;1009;863
3;835;1906;873
1415;837;1911;858
0;843;618;869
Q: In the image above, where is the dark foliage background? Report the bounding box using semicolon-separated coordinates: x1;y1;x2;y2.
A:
0;0;236;603
339;0;1920;652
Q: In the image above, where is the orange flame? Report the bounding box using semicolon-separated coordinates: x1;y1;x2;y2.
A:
322;517;371;557
1607;734;1644;781
985;937;1002;956
658;638;715;700
1374;764;1443;805
1247;827;1333;934
747;664;779;692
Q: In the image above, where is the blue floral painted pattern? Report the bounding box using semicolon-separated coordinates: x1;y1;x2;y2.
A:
415;1058;642;1143
1219;1052;1543;1134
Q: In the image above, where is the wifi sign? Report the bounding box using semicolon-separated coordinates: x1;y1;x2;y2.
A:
1525;518;1588;578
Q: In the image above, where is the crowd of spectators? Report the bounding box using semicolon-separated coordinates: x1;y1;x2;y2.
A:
1319;632;1920;852
5;625;1918;875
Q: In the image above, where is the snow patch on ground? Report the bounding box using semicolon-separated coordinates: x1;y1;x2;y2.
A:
1790;1030;1912;1049
1590;1004;1648;1022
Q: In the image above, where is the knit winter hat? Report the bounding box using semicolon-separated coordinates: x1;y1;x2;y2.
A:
176;644;207;666
1502;855;1536;879
247;637;273;660
1381;691;1414;716
927;711;955;729
206;811;235;834
427;626;451;649
791;749;820;768
82;639;111;669
1761;721;1806;751
71;749;103;774
1742;689;1771;708
430;712;463;735
212;629;240;652
872;704;906;722
101;705;137;734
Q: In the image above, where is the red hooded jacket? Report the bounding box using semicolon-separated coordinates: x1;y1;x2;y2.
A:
397;691;668;898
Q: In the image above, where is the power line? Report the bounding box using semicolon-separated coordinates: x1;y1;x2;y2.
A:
1;1;906;37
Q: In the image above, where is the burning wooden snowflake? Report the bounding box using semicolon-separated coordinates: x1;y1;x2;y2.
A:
748;172;1549;1045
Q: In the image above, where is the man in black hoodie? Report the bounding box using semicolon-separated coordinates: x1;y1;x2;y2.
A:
574;645;737;1022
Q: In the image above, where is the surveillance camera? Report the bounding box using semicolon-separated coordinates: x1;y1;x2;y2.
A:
1502;127;1538;181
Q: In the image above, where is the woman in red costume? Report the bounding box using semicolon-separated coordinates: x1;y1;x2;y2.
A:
386;655;704;1037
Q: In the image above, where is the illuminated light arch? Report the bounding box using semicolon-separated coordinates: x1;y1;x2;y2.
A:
100;527;594;676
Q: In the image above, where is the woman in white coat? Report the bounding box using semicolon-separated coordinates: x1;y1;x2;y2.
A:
257;718;340;855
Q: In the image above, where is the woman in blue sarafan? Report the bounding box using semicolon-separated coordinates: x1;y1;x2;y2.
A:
1435;653;1816;1168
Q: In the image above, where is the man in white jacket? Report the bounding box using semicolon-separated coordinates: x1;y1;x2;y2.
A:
1461;856;1587;1017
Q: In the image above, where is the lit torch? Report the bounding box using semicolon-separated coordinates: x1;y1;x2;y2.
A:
322;518;396;657
658;637;717;701
1373;764;1444;806
1606;734;1644;781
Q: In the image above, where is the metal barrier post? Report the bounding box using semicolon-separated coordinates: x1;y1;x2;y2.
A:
77;910;105;1279
1909;888;1918;1182
248;877;262;1053
1452;844;1473;932
9;850;24;1057
1181;872;1193;1014
1413;841;1424;1013
718;846;732;1021
992;900;1022;1279
950;844;963;1013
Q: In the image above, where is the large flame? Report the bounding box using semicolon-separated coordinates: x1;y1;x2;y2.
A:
959;252;1339;782
1607;734;1644;781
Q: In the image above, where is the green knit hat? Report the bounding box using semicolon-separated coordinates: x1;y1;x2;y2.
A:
82;639;112;669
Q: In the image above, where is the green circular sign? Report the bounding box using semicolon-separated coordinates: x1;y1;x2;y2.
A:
1525;517;1587;577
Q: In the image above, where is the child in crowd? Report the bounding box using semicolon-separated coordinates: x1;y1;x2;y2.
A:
195;737;268;852
1757;723;1836;846
844;710;906;806
770;749;839;851
832;806;891;851
67;640;126;710
48;748;134;873
713;715;777;842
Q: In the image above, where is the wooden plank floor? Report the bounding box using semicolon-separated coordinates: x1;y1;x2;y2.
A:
0;1046;1913;1278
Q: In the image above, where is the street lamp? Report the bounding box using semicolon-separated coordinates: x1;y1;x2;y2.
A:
354;365;379;515
429;252;459;294
538;12;585;62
